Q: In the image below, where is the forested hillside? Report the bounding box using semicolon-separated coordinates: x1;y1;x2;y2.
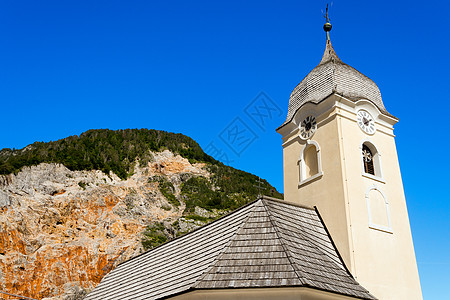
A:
0;129;282;205
0;129;282;299
0;129;215;179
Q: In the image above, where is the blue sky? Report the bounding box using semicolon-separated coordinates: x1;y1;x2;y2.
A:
0;1;448;298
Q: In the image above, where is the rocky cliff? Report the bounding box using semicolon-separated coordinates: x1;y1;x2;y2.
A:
0;129;282;300
0;149;273;300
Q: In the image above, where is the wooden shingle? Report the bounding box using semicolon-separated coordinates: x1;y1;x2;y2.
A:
84;197;376;300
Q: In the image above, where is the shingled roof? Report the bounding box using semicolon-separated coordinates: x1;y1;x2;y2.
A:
84;197;376;300
279;40;394;129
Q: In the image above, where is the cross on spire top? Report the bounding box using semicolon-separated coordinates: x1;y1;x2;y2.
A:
323;3;331;23
322;4;333;41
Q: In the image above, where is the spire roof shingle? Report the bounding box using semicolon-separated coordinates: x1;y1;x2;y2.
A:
279;40;393;129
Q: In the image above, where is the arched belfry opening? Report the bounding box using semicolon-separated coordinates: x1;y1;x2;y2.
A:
362;144;375;175
361;142;383;179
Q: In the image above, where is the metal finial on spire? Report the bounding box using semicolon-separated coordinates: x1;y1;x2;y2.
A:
322;3;332;41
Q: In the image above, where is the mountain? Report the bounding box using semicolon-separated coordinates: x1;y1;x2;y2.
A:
0;129;282;300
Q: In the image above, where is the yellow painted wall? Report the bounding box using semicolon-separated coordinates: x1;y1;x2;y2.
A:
338;105;422;300
279;95;422;300
282;107;353;269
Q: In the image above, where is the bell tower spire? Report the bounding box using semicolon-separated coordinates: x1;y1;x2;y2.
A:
277;13;423;300
318;4;342;66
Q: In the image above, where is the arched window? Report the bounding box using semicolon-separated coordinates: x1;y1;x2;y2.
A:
361;141;383;181
362;144;375;175
304;144;319;177
299;140;323;186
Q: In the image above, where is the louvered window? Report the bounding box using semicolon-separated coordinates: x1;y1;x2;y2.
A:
362;145;375;175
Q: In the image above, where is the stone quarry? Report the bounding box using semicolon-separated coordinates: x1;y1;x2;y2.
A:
0;150;209;300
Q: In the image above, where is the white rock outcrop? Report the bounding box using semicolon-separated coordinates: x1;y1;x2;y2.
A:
0;151;209;300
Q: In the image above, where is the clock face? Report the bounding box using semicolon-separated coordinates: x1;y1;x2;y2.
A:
357;110;375;135
300;115;317;140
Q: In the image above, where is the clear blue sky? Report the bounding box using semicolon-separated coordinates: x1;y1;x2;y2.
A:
0;1;448;298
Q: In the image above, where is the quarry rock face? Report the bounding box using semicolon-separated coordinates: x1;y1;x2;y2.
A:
0;151;208;300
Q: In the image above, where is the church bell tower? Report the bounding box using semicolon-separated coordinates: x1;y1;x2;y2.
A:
276;19;422;300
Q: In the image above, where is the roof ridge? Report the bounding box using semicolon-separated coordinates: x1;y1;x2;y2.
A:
313;207;377;299
312;207;357;278
269;206;348;272
274;205;350;272
261;199;311;286
263;200;377;299
191;199;261;288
